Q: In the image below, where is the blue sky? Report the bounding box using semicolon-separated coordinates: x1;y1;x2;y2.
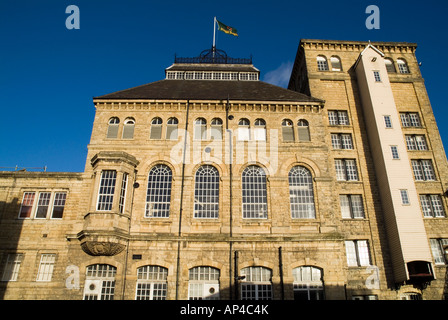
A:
1;0;447;172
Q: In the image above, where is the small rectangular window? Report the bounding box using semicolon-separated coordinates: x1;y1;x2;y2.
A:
384;115;392;128
345;240;371;266
36;254;56;282
373;71;381;82
51;192;67;219
19;192;35;218
400;190;410;205
391;146;400;159
35;192;51;218
1;254;23;281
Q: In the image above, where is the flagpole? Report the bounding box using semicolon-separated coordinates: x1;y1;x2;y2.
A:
213;16;216;57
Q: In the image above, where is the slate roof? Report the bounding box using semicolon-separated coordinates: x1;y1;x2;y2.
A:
95;79;323;103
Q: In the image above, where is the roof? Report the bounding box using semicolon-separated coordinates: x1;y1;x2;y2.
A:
94;79;323;103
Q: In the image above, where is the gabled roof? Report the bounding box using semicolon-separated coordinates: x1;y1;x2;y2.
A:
94;79;324;103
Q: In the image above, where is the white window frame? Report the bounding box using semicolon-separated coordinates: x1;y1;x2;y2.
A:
18;191;67;219
83;264;117;300
292;266;324;300
345;240;371;267
1;253;23;282
145;164;172;218
240;267;273;300
96;170;117;211
188;266;220;300
335;159;359;181
194;165;220;219
411;159;436;181
420;194;445;218
36;254;56;282
242;165;268;219
328;110;349;125
340;194;365;219
118;173;128;214
289;166;315;219
135;265;168;300
430;239;448;265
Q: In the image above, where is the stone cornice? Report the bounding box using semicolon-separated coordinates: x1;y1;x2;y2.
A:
300;39;417;54
93;100;324;113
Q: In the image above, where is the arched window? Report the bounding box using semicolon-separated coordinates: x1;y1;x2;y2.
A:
194;165;219;219
166;117;178;140
317;56;329;71
136;265;168;300
289;166;315;219
384;58;396;73
106;117;119;139
145;164;172;218
397;58;410;74
83;264;117;300
210;118;223;140
254;119;266;141
122;118;135;139
297;119;310;141
194;118;207;140
330;56;342;71
238;118;250;141
150;117;163;140
292;266;324;300
282;119;294;142
188;266;220;300
242;165;267;219
240;266;272;300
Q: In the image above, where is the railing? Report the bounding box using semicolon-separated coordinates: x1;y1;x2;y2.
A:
0;166;47;172
174;56;252;65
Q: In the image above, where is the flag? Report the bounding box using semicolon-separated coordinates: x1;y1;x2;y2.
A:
216;20;238;36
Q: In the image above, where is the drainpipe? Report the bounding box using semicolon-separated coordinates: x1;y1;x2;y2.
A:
175;100;190;300
279;246;284;300
226;95;234;299
121;169;138;300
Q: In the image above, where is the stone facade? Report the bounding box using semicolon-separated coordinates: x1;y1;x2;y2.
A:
0;40;447;300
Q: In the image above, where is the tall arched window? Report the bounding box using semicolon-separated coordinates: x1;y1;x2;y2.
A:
145;164;172;218
150;117;163;140
122;118;135;139
282;119;294;142
194;118;207;140
254;119;266;141
289;166;315;219
297;120;310;141
238;118;250;141
292;266;324;300
397;58;410;74
210;118;223;140
317;56;329;71
188;266;220;300
242;165;267;219
240;266;272;300
83;264;117;300
330;56;342;71
166;117;178;140
136;265;168;300
106;117;120;139
194;165;219;219
385;58;396;73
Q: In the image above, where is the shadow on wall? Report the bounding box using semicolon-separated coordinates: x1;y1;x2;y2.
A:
0;198;23;300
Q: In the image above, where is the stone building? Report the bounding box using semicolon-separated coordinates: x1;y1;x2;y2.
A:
0;40;447;300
